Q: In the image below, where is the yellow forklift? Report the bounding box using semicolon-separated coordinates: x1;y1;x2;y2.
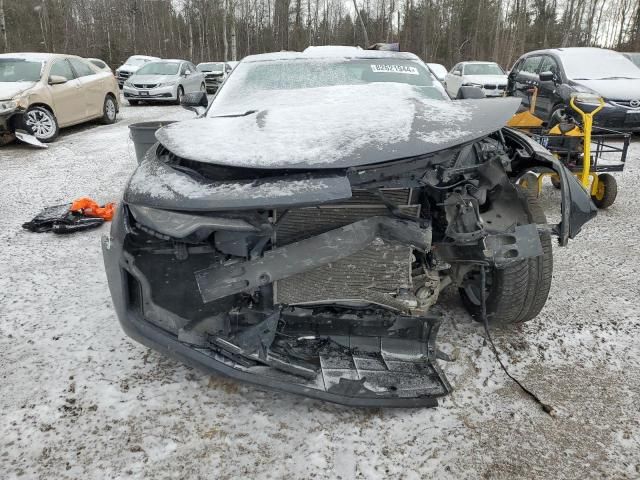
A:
507;89;630;209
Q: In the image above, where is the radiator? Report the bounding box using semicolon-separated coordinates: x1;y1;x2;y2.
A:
273;189;419;310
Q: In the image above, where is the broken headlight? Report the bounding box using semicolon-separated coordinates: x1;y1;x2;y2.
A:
0;100;17;115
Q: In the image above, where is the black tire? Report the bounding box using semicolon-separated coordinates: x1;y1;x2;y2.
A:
518;172;539;197
550;175;561;189
548;104;569;128
128;100;139;106
591;173;617;209
24;106;59;142
101;95;117;124
175;86;184;105
459;189;553;326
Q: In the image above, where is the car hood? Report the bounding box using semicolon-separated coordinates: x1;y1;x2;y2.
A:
156;83;521;170
0;81;36;100
572;78;640;100
129;74;178;83
463;74;508;85
118;65;142;73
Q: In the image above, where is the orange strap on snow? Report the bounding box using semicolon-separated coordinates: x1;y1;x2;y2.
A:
70;197;115;221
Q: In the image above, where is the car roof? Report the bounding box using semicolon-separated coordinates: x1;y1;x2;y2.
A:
460;61;499;65
521;47;620;58
129;55;159;60
243;46;421;63
0;52;82;62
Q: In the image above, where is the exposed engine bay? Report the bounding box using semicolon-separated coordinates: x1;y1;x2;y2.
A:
103;126;596;407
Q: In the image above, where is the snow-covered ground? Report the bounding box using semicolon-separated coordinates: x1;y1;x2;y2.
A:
1;98;639;479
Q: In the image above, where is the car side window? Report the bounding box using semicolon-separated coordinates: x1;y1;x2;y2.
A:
188;62;197;72
520;56;542;74
69;58;95;78
539;56;559;76
90;59;107;69
451;63;461;74
510;58;523;75
49;59;76;81
180;63;188;75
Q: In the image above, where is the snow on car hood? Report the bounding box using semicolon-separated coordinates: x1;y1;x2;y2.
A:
156;83;521;170
118;65;142;73
572;78;640;101
462;74;508;85
0;81;36;100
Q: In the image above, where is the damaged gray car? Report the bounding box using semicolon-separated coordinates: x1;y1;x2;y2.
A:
103;49;596;407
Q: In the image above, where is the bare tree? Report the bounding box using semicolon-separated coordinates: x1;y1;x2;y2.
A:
0;0;8;52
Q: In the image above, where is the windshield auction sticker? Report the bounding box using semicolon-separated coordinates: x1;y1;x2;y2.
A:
371;64;419;75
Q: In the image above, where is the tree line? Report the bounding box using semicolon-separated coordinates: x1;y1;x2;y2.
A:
1;0;639;70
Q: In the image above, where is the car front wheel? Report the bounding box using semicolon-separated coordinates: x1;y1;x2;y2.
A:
24;106;59;142
459;190;553;326
101;95;117;124
175;86;184;105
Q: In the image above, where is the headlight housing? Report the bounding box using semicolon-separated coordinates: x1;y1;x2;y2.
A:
124;79;133;87
572;92;604;107
0;100;18;115
157;81;176;87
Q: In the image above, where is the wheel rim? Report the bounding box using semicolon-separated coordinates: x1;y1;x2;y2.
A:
105;98;116;120
25;109;55;139
200;83;205;92
595;180;606;201
463;270;493;306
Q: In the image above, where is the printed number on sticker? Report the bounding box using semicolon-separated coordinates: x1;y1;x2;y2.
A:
371;64;419;75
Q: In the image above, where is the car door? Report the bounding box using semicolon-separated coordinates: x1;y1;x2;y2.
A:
180;62;193;93
510;55;543;112
445;63;463;97
178;62;190;92
536;55;562;120
69;57;104;119
47;59;85;126
186;62;201;92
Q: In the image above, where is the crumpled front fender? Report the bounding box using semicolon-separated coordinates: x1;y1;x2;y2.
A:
503;127;597;246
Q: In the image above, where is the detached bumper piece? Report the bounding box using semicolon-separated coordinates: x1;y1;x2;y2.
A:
198;308;451;407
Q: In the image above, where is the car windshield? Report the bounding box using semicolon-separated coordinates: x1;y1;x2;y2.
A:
561;50;640;79
623;53;640;69
210;58;445;115
135;62;179;75
126;57;152;67
197;63;224;72
463;63;504;75
0;59;43;82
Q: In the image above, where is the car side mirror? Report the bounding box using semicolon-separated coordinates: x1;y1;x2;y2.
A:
453;71;461;76
180;91;208;115
456;86;486;99
49;75;68;85
539;71;555;82
184;70;192;76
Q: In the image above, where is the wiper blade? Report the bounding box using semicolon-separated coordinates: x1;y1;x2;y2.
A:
211;110;258;118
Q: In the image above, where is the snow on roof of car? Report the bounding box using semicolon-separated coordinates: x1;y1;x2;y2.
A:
0;52;73;61
129;55;160;60
460;61;500;64
243;47;421;63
